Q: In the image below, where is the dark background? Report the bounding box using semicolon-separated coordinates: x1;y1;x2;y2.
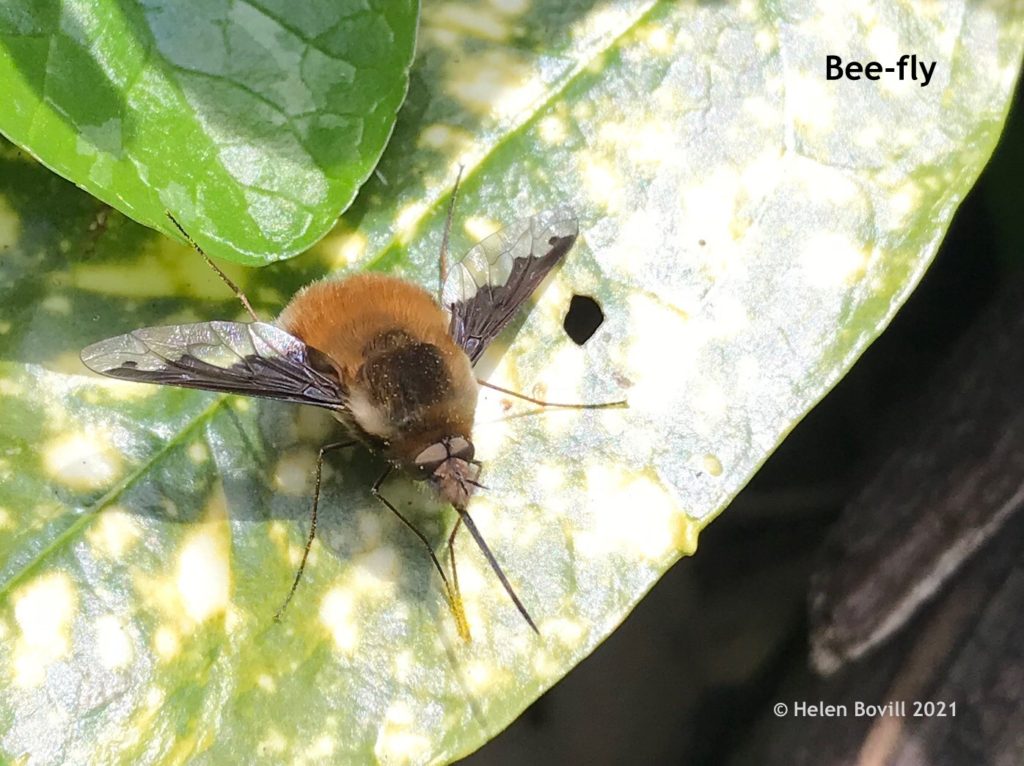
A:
462;77;1024;766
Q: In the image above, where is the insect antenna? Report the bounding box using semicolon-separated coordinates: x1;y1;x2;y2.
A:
274;440;355;621
478;379;628;410
166;212;261;323
455;505;540;635
438;164;465;302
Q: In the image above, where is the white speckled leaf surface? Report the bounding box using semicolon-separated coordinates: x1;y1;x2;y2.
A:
0;1;1022;764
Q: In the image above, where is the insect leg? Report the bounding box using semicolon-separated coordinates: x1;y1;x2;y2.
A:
478;379;628;410
438;164;465;302
371;468;471;639
166;212;261;323
274;439;355;622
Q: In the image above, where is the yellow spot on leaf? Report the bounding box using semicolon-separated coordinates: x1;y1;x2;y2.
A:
44;429;123;491
447;50;535;118
95;615;133;669
394;649;414;682
375;702;431;766
73;241;251;300
888;181;923;227
703;454;724;477
754;27;777;53
257;674;276;692
465;661;497;694
538;115;567;144
692;380;729;431
87;507;141;557
462;215;501;243
258;729;288;756
642;24;673;53
176;487;231;623
395;202;428;240
41;295;71;314
307;735;336;759
52;351;92;375
542;616;586;645
351;547;402;592
187;441;208;464
802;233;868;287
531;648;563;679
581;154;623;211
320;587;359;654
273;448;315;496
428;3;511;42
579;469;694;560
321;230;367;270
13;572;77;687
268;520;289;546
418;122;472;154
83;376;158;401
145;687;165;708
153;626;180;661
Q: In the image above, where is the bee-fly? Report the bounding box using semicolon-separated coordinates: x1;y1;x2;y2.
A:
80;174;624;638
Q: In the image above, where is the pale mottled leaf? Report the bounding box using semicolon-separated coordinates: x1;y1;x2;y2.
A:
0;1;1022;764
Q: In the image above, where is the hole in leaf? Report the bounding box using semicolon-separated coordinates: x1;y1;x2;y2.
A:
563;294;604;345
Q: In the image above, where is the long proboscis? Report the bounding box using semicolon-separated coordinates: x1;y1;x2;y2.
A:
455;506;540;635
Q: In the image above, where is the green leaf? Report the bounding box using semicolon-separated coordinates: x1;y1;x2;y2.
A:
0;0;418;265
1;1;1023;764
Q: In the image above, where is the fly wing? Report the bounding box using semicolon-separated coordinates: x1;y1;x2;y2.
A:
443;209;578;364
81;321;346;410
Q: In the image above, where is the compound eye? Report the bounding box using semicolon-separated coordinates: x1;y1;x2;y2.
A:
413;442;448;477
448;436;474;462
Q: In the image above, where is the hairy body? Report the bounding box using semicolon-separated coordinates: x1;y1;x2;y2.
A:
278;274;478;468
